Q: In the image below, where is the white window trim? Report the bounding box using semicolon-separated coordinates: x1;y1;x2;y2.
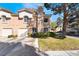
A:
23;16;29;23
1;15;9;24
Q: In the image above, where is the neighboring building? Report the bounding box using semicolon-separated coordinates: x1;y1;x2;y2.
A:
55;17;63;32
66;13;79;35
0;7;50;37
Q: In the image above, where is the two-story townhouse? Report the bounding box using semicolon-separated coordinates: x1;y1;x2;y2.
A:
0;7;50;38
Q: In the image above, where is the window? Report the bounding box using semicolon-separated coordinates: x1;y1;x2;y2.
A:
44;18;48;22
44;28;48;32
32;28;37;33
24;16;29;22
2;15;7;22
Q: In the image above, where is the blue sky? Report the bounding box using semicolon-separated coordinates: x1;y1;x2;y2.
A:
0;3;62;22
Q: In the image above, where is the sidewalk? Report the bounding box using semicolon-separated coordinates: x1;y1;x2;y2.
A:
45;50;79;56
66;36;79;40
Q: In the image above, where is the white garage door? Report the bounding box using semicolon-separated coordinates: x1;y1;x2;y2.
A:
2;29;12;36
18;29;28;37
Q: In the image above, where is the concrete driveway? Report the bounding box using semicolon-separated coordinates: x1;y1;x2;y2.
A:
0;41;39;56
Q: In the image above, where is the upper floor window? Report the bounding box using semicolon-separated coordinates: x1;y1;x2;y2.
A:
44;28;48;32
44;18;48;22
2;15;7;22
1;15;10;23
24;16;29;22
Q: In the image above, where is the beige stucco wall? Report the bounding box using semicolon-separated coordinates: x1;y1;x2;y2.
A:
0;16;27;29
0;16;28;36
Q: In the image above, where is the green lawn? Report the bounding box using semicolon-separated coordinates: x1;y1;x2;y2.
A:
39;37;79;51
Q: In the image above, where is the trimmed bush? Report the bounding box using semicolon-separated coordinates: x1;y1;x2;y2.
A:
48;32;56;37
8;35;13;38
32;32;49;38
31;32;56;38
31;32;65;39
8;35;17;38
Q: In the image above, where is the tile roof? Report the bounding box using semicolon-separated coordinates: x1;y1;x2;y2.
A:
0;8;13;14
18;8;36;14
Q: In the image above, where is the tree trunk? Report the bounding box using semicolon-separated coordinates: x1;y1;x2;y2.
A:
36;13;38;32
63;12;67;34
63;4;68;35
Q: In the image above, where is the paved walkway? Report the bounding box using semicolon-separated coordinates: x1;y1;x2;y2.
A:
0;37;39;56
45;50;79;56
66;36;79;40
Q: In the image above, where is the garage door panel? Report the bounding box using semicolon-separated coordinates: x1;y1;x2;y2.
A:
18;29;28;37
2;29;12;36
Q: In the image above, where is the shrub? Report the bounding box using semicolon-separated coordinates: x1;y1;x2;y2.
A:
32;32;49;38
8;35;13;38
28;33;32;37
31;32;38;38
31;32;65;39
8;35;17;38
48;32;56;37
32;32;56;38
